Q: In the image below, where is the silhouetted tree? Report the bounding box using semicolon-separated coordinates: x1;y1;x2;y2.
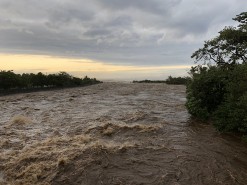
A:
191;12;247;67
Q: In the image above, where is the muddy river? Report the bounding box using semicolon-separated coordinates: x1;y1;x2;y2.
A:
0;83;247;185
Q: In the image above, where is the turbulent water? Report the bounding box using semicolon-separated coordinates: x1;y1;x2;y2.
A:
0;82;247;185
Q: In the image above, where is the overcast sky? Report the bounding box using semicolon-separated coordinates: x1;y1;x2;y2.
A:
0;0;246;80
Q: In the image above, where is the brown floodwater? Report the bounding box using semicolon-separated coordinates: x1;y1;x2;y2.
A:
0;82;247;185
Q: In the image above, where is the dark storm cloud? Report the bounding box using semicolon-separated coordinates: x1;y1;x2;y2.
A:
0;0;246;66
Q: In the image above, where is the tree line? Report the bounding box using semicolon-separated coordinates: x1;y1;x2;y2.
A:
133;76;190;85
186;12;247;138
0;71;101;91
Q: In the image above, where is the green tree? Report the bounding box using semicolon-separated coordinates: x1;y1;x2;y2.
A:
0;70;101;92
32;72;47;87
165;76;190;85
186;11;247;136
0;70;21;89
191;12;247;66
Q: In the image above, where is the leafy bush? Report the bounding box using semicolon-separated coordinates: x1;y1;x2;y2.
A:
186;63;247;135
213;64;247;133
186;65;228;120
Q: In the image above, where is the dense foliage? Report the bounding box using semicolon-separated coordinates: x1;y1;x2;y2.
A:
186;65;228;120
186;12;247;136
213;64;247;133
0;71;101;91
165;76;190;85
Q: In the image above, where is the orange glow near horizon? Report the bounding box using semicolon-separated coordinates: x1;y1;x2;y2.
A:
0;54;191;79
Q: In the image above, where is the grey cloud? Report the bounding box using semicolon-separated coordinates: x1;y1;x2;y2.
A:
84;28;111;37
0;0;247;66
105;16;132;28
94;0;181;15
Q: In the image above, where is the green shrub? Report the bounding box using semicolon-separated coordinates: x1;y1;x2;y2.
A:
186;63;247;134
213;95;247;133
213;64;247;133
186;65;228;120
